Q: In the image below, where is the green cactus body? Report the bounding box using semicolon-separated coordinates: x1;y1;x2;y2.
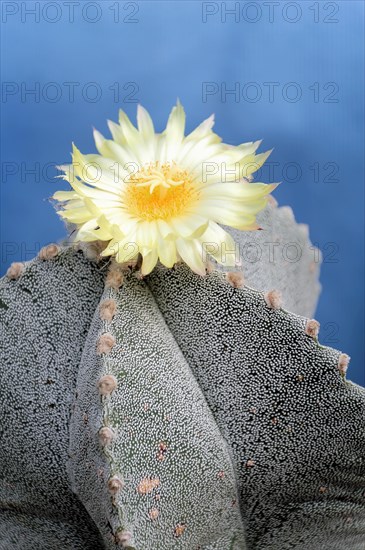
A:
0;248;105;549
146;263;365;549
68;275;246;549
0;204;364;549
227;202;321;318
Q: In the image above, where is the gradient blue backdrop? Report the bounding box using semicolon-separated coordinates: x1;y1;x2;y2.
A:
1;1;364;384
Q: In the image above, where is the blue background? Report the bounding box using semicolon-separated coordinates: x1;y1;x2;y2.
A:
1;1;364;384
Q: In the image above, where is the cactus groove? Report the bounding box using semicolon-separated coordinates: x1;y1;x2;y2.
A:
0;204;364;549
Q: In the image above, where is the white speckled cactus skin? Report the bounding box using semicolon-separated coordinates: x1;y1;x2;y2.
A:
231;202;321;318
0;204;364;549
69;277;246;549
147;263;365;550
0;248;106;549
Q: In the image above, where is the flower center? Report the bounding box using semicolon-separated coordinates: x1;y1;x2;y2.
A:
124;162;197;221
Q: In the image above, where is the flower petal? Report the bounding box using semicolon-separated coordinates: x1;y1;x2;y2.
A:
157;237;177;268
74;219;113;242
199;221;237;266
161;101;186;161
53;190;78;201
200;182;278;200
184;114;216;142
59;206;94;224
93;130;138;167
53;102;277;277
170;214;209;239
175;238;206;276
141;248;159;275
137;105;155;140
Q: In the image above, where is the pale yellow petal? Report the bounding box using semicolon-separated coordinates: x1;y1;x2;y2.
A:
93;130;138;167
239;149;273;178
199;221;238;266
74;219;112;242
156;219;175;240
157;237;177;268
140;248;159;275
118;108;139;141
164;100;185;142
107;119;126;145
100;239;120;257
175;238;206;276
201;182;278;200
170;214;209;239
116;241;140;263
136;220;158;248
53;103;276;277
59;206;94;224
161;101;186;161
137;105;155;140
135;105;158;162
176;133;222;169
101;233;139;263
53;190;78;201
192;201;259;230
184;114;216;142
181;140;261;176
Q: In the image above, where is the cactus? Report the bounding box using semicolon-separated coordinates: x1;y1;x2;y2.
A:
0;205;364;549
230;200;321;318
69;275;246;549
147;263;365;549
0;247;106;549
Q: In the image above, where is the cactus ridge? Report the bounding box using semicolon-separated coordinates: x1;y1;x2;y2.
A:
0;248;106;549
69;274;246;549
147;263;365;549
227;202;322;318
0;202;364;550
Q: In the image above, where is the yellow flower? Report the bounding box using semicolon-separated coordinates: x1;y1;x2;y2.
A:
53;102;277;276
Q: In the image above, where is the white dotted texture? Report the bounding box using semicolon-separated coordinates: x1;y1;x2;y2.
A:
226;203;321;317
147;264;365;550
0;248;105;549
69;275;247;549
0;200;363;550
0;509;99;550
